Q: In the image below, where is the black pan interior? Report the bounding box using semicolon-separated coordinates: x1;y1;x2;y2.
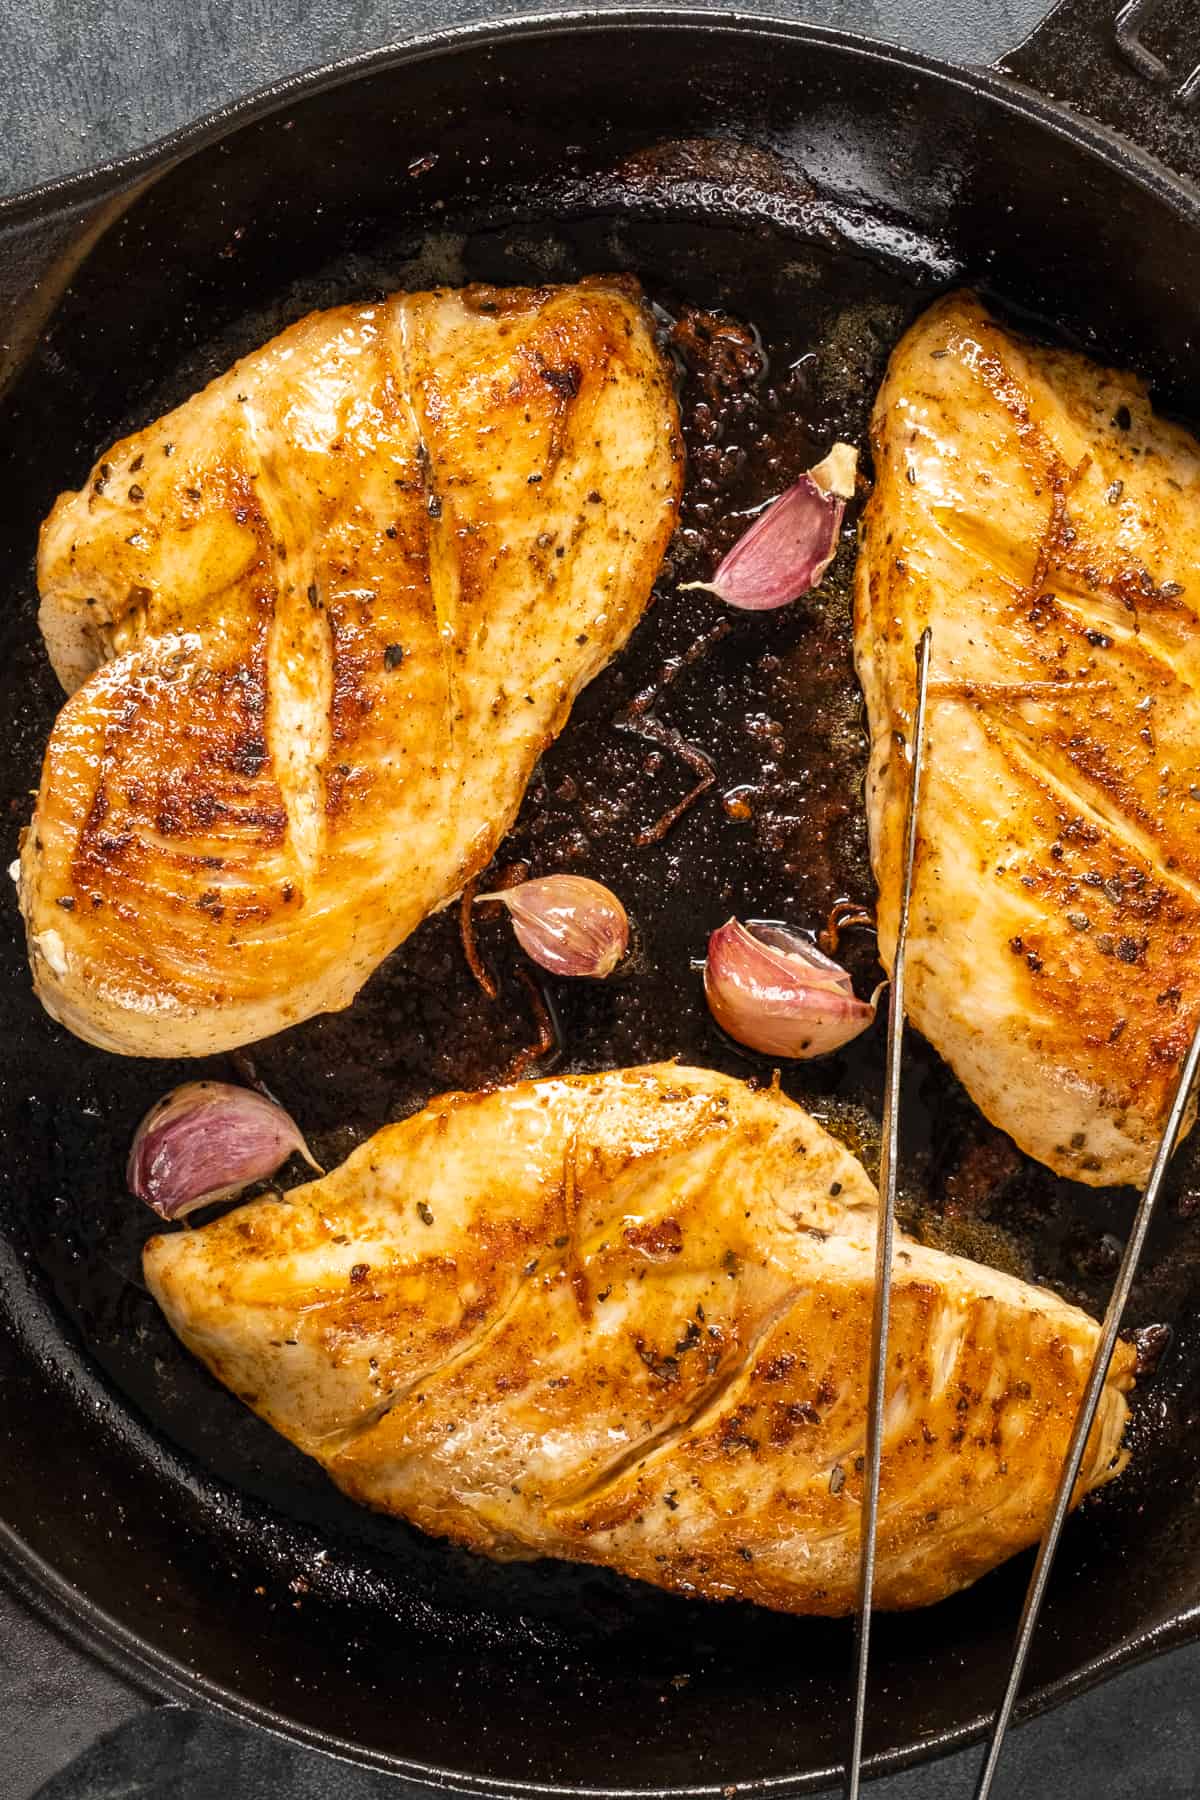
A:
3;17;1200;1793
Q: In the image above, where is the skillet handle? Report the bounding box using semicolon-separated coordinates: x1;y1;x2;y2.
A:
1001;0;1200;184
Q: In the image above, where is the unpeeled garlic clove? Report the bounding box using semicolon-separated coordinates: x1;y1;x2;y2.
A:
128;1080;320;1220
683;441;858;611
703;917;879;1057
478;875;629;978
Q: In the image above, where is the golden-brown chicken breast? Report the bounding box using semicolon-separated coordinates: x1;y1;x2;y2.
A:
857;291;1200;1186
21;278;681;1056
144;1063;1133;1615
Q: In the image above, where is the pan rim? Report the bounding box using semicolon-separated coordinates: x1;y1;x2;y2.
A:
4;1500;1198;1795
2;4;1199;229
3;6;1200;1792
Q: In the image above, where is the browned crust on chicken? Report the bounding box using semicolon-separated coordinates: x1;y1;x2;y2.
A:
856;291;1200;1185
145;1064;1133;1615
22;278;682;1056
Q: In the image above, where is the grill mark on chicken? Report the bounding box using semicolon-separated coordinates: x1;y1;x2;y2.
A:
1028;480;1069;600
928;678;1114;702
1040;597;1199;695
955;330;1068;490
926;505;1037;594
242;399;333;879
310;1243;548;1452
979;707;1200;913
318;1104;738;1453
927;497;1197;705
547;1282;803;1516
558;1129;595;1322
392;302;460;785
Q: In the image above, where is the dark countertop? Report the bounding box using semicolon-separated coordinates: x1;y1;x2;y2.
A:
2;0;1199;1795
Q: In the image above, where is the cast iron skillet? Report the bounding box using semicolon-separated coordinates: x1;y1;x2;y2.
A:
2;1;1200;1791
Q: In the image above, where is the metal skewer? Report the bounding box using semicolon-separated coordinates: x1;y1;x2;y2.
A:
973;1009;1200;1800
844;625;932;1800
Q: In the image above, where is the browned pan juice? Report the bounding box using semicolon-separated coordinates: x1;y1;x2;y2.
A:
13;158;1200;1667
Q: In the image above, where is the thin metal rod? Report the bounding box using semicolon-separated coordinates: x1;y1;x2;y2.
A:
973;1012;1200;1800
844;626;932;1800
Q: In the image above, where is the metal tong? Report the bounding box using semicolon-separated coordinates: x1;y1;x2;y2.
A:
844;626;931;1800
971;1012;1200;1799
843;626;1200;1799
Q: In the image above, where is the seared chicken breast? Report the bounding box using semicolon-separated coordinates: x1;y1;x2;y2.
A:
22;279;681;1056
145;1063;1133;1615
857;291;1200;1186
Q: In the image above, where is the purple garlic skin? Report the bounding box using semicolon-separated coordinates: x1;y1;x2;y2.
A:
128;1080;319;1220
481;875;629;978
703;917;879;1058
685;441;859;612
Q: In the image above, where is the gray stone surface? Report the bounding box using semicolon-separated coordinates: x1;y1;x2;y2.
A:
23;1649;1200;1799
2;0;1199;1796
3;0;1044;198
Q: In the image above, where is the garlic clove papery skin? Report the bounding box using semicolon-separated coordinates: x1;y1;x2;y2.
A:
127;1080;319;1220
682;442;859;612
479;875;629;978
703;918;878;1058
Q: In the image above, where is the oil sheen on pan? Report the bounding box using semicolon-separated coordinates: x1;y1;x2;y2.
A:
5;153;1196;1700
